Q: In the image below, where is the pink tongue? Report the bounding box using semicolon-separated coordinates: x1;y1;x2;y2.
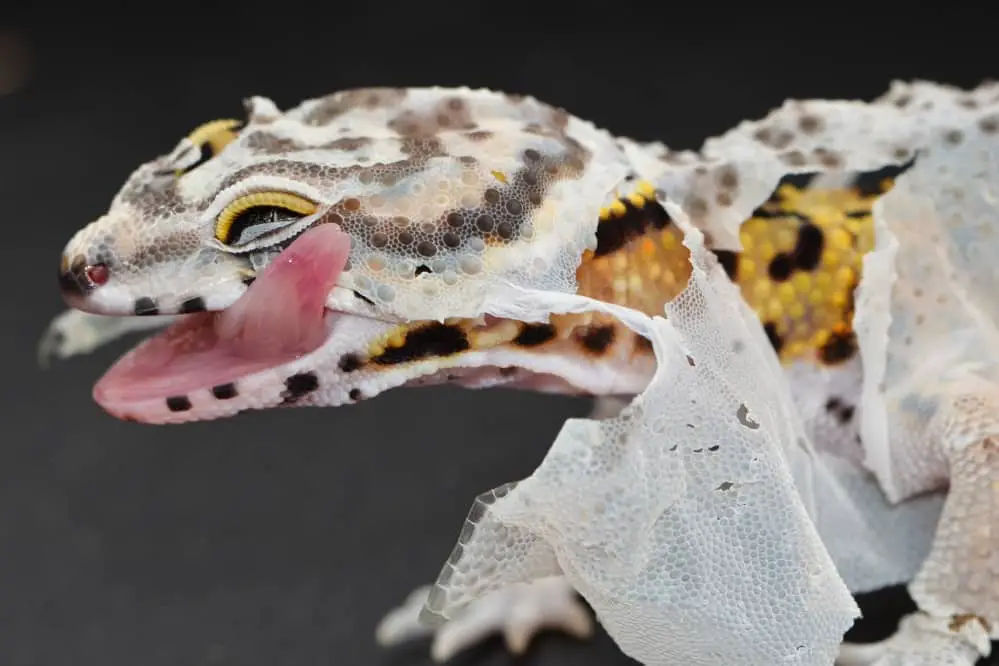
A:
93;223;352;406
216;223;351;357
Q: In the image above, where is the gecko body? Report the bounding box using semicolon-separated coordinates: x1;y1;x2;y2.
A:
44;84;999;666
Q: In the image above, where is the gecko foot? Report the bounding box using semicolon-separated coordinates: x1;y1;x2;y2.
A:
37;309;176;367
837;612;990;666
375;576;594;662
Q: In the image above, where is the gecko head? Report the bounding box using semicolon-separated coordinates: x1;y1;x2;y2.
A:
57;87;653;424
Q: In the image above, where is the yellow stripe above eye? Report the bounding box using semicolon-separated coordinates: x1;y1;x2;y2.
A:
187;118;243;148
214;191;319;245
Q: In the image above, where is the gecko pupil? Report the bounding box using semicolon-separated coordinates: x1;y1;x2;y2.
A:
228;206;306;245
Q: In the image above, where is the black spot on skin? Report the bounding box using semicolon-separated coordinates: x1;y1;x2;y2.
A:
184;129;243;174
372;323;470;365
773;171;818;193
211;383;238;400
283;372;319;402
765;225;824;282
594;199;672;257
793;223;824;271
763;321;784;353
579;325;615;354
192;142;216;170
348;388;362;401
165;395;191;412
513;323;556;347
134;297;159;316
824;397;856;425
338;353;363;373
819;330;858;365
713;250;739;281
179;297;206;314
768;253;794;281
852;161;914;198
414;264;431;276
751;207;811;223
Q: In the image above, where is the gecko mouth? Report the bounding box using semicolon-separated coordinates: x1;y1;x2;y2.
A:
93;223;353;407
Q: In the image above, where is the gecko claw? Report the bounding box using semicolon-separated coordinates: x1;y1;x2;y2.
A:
37;309;179;368
836;612;991;666
377;577;594;662
36;325;66;369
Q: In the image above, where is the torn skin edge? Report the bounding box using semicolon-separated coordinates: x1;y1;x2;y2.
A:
419;209;859;666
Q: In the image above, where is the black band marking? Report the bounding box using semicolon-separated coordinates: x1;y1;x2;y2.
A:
594;199;672;257
371;324;470;365
166;395;192;412
283;372;319;402
134;297;159;316
211;383;238;400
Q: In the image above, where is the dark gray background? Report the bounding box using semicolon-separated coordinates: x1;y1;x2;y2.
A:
0;5;995;665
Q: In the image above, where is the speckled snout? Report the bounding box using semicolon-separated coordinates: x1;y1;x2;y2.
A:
58;209;252;318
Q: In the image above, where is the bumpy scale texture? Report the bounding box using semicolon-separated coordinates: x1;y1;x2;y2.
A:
62;87;630;322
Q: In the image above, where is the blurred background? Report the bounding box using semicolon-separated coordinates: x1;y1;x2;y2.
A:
0;3;996;665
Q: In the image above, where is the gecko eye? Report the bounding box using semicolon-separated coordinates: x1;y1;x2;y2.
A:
177;118;244;175
214;191;319;249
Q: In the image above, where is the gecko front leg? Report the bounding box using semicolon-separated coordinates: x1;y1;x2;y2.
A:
839;388;999;666
376;577;593;662
376;396;628;661
38;309;178;367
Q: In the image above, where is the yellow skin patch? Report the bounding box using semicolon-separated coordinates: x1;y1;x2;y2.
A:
187;119;243;155
366;177;889;372
736;181;885;363
175;119;244;177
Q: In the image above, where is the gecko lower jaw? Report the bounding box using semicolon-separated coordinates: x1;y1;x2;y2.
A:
89;222;370;423
92;306;348;409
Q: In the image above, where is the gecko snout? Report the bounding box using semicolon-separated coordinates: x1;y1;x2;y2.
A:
58;253;110;306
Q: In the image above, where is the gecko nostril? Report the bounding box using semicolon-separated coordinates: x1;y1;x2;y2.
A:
58;255;109;301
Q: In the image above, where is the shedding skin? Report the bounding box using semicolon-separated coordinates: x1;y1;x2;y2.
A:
40;83;999;665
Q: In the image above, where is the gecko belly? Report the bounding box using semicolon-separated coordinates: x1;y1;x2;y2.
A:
93;223;351;408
